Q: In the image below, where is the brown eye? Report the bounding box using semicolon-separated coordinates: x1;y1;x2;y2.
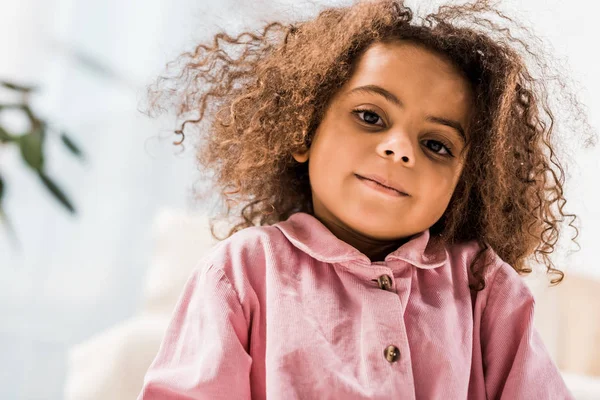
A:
351;108;384;127
423;139;454;157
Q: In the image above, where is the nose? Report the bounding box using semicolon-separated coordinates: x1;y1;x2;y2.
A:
375;130;416;167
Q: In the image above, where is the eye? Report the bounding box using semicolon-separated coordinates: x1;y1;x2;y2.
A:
423;139;454;157
351;108;455;158
351;108;384;127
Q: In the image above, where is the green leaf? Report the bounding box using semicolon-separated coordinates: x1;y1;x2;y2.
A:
37;172;76;214
60;132;84;159
19;127;45;171
0;177;20;247
0;126;19;143
0;80;37;92
0;126;12;143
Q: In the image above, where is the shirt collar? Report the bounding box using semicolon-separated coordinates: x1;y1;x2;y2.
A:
274;212;448;269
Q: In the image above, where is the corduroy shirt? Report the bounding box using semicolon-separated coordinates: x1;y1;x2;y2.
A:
138;212;573;399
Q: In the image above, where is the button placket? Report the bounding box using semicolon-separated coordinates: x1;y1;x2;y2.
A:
368;271;404;365
383;345;401;363
372;274;393;291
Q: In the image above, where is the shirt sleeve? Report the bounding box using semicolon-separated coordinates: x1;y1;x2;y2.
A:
137;263;252;400
480;263;574;400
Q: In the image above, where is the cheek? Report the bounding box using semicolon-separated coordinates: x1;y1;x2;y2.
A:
425;170;457;203
309;153;349;194
310;133;360;176
416;171;458;224
306;144;338;192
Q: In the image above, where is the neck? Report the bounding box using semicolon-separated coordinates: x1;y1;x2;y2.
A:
314;214;412;263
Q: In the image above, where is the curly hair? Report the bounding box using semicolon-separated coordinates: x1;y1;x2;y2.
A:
144;0;596;292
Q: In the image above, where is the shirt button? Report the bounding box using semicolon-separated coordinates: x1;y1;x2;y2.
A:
384;345;401;363
373;274;393;291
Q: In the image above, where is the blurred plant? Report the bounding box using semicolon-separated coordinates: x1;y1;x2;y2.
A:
0;42;143;244
0;79;84;241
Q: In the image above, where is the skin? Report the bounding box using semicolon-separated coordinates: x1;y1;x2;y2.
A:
293;40;474;262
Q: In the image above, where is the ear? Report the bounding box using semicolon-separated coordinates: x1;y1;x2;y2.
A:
292;149;310;163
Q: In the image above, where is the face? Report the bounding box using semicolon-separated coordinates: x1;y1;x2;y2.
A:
293;40;473;248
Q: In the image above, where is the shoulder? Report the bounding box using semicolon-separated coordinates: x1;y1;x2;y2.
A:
192;223;290;286
460;244;535;319
443;239;499;284
485;255;535;306
475;245;533;299
445;240;533;303
210;224;288;262
445;239;501;271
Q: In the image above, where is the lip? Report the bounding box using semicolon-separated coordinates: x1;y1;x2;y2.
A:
355;173;409;196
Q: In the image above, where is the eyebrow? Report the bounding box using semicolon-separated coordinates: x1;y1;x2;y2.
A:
346;84;467;142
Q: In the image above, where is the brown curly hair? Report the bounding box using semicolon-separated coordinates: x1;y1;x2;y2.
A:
144;0;596;292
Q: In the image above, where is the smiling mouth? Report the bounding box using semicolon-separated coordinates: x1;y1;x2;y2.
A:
355;175;408;197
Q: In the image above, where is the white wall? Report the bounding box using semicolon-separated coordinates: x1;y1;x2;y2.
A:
0;0;598;398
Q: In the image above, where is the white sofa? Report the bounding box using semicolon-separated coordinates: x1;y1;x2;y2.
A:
63;208;600;399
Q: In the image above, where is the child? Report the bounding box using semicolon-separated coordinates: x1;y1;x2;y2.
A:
138;0;595;398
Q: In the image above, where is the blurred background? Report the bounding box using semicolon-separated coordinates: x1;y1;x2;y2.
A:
0;0;598;399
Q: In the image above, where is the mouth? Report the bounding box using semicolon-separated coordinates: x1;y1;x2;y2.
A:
355;174;409;197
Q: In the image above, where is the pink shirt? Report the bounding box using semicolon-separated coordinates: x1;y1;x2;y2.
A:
137;212;573;399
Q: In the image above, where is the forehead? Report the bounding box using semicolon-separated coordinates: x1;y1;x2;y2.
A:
343;41;473;124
